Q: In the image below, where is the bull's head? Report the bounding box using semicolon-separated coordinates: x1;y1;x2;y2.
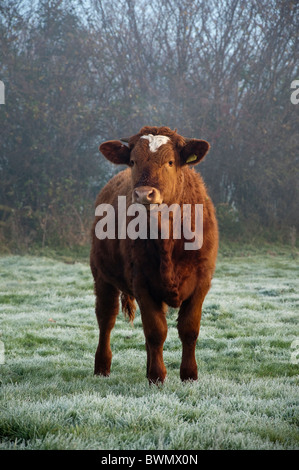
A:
99;126;210;205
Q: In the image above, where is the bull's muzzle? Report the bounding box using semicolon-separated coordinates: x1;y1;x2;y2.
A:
133;186;162;205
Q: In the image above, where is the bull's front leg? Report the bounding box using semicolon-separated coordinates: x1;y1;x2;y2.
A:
177;278;211;381
136;286;168;384
93;277;120;376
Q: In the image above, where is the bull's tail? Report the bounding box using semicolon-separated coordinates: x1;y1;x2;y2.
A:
120;293;136;324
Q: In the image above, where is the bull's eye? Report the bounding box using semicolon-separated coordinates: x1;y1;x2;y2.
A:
129;160;134;167
168;161;174;167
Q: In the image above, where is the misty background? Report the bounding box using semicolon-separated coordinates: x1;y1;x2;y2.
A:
0;0;298;251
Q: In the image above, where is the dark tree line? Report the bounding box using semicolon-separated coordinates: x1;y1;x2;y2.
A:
0;0;298;248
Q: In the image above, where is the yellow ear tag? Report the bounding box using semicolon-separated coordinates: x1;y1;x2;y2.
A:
186;154;197;163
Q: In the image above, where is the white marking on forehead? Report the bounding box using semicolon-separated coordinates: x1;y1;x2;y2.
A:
141;134;170;152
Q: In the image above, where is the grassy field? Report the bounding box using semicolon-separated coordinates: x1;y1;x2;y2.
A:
0;250;298;450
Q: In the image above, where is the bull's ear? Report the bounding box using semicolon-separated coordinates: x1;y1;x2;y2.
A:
99;140;131;165
180;139;210;166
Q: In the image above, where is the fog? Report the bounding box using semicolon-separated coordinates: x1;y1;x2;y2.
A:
0;0;298;248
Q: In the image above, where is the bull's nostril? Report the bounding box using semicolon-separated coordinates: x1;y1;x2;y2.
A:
133;186;161;204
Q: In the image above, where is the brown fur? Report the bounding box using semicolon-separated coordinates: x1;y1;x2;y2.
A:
90;126;218;383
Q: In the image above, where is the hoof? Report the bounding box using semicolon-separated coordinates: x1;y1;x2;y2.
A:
94;362;111;377
147;367;167;385
180;366;198;382
94;369;110;377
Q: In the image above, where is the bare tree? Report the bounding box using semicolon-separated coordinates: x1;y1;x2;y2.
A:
1;0;298;248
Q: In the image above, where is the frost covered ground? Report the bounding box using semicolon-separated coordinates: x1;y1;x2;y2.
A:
0;252;298;450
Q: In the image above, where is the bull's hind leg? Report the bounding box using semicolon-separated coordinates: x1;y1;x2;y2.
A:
93;276;119;376
177;277;211;381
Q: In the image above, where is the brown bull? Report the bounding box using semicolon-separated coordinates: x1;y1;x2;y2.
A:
90;126;218;383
